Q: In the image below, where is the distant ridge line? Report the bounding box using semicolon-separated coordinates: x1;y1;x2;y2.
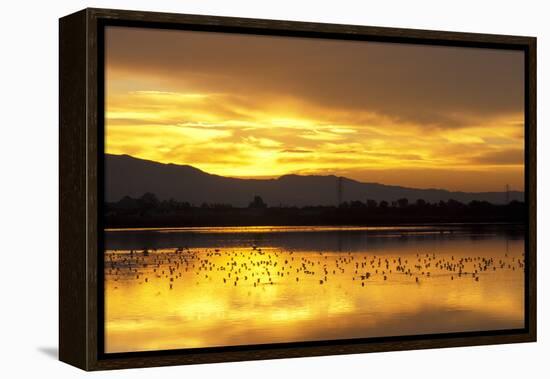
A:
105;153;524;206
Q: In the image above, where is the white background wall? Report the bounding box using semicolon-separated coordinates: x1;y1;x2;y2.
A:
0;0;547;377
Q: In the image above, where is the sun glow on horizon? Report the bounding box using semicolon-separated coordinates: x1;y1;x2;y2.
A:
105;27;525;192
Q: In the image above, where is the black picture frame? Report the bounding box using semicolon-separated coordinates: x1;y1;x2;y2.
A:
59;8;537;371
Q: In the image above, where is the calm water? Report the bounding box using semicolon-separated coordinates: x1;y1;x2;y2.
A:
104;224;525;353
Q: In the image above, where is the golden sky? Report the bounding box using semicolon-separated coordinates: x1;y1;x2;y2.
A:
105;27;525;192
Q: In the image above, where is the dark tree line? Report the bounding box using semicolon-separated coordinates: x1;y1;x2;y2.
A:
105;192;525;228
107;193;524;213
335;198;524;212
109;193;267;211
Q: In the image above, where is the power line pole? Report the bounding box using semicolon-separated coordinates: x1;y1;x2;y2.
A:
505;184;510;204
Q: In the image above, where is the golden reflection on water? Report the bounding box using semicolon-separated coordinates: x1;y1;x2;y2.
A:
105;231;524;353
106;225;441;233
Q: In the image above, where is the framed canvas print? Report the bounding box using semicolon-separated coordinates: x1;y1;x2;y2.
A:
59;8;536;370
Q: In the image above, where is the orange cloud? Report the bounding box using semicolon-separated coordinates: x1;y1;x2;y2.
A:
105;27;525;192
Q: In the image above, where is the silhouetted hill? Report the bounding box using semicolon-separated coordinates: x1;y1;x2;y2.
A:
105;154;523;206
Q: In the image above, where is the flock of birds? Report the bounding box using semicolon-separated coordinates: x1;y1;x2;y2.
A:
105;246;525;291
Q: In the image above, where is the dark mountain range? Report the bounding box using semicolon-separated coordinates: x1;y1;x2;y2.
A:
105;154;523;207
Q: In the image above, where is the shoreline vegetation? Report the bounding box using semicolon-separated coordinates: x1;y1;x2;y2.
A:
105;193;525;228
